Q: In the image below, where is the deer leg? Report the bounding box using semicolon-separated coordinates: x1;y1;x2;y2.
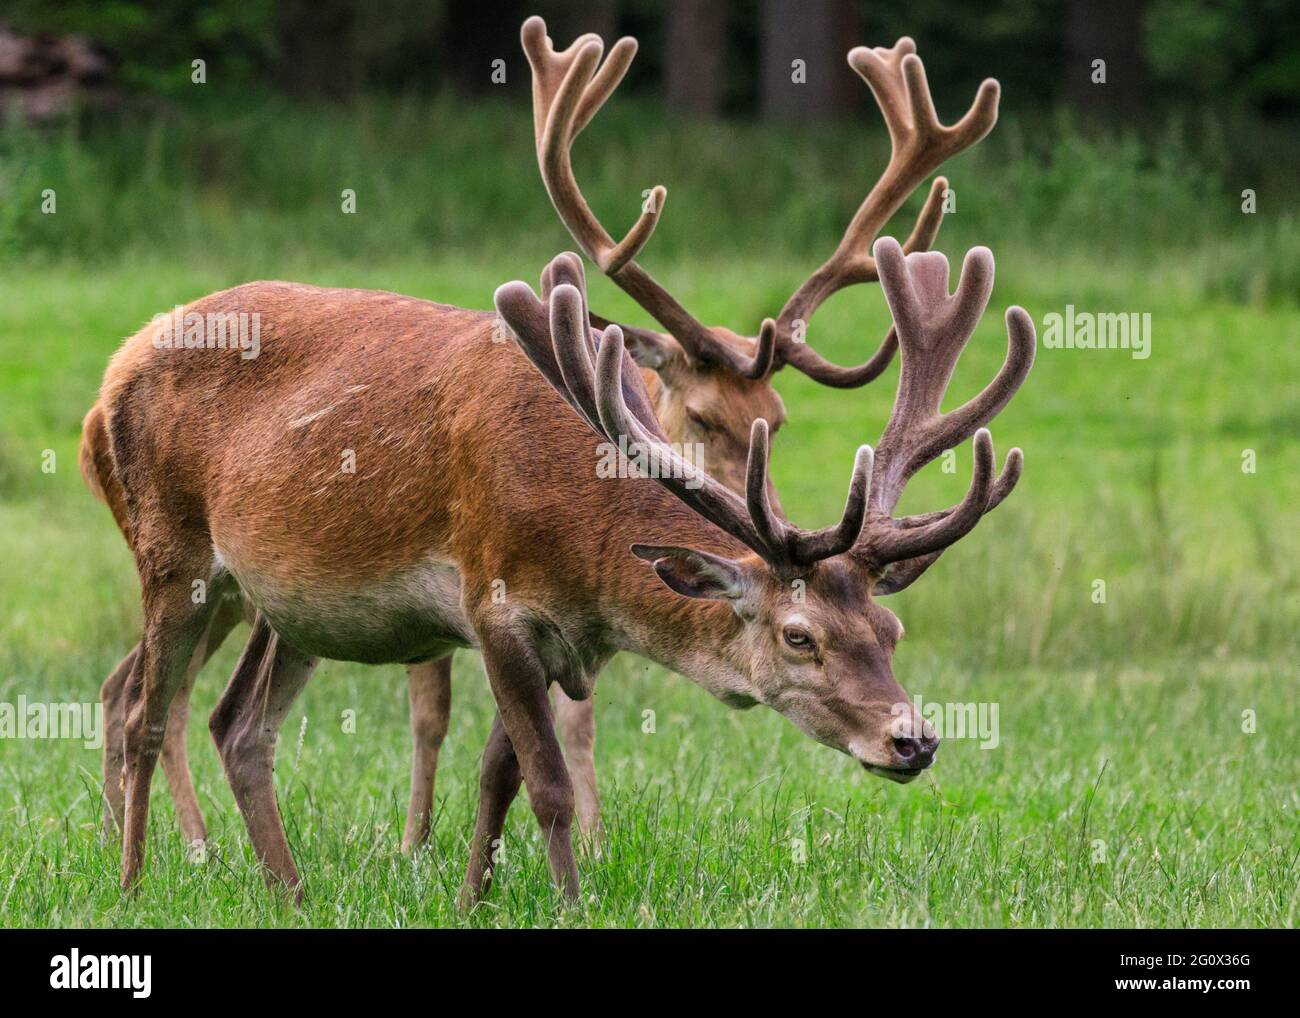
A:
401;655;453;854
99;646;138;838
552;685;602;841
157;645;207;847
120;556;222;890
157;594;244;847
103;593;244;843
209;616;317;897
459;712;522;908
462;619;578;902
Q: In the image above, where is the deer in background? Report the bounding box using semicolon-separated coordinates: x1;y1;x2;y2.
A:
83;15;1000;860
95;234;1031;901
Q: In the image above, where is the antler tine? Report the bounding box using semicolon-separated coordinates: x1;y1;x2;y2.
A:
853;237;1033;575
495;275;601;434
854;40;1000;167
985;446;1023;511
522;17;601;141
782;325;899;389
545;253;673;353
540;248;587;299
774;38;1000;387
522;15;636;143
549;279;603;431
938;68;1001;154
868;446;1023;595
937;306;1036;447
525;16;769;374
745;418;875;567
891;446;1024;532
859;428;995;565
572;35;637;140
739;319;779;381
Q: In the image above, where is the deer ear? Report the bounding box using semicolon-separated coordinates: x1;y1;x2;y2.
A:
621;328;683;373
871;551;943;595
588;313;682;374
631;544;748;601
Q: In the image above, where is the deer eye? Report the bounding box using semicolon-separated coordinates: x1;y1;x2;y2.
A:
686;411;718;434
782;626;814;650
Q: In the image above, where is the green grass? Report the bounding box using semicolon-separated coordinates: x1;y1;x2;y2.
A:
0;96;1297;926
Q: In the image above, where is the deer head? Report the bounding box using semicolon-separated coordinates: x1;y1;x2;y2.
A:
497;245;1032;781
522;16;1000;496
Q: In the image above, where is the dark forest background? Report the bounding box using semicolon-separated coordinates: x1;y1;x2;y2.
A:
5;0;1299;119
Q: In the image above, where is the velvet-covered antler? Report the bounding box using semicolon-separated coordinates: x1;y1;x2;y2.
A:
523;18;998;388
852;237;1034;592
773;38;1001;386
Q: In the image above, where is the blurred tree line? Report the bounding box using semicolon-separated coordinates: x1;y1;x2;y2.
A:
3;0;1298;121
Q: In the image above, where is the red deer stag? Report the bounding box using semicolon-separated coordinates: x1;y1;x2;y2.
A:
85;18;1000;853
97;236;1031;901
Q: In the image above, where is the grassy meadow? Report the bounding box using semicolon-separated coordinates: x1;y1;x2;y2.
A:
0;96;1297;927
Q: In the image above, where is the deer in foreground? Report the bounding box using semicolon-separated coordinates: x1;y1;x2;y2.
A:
84;16;1000;853
98;237;1031;900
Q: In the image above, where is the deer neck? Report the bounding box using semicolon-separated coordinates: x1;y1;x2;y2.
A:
589;513;756;706
586;368;754;703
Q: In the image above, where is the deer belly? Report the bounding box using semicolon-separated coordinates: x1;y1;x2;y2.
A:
222;553;476;664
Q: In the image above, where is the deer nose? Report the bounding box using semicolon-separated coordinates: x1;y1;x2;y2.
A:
891;732;939;769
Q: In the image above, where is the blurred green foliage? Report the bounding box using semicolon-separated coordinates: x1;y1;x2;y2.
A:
0;94;1295;305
